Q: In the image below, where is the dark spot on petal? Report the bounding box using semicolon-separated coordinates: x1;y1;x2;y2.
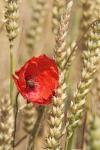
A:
26;79;35;88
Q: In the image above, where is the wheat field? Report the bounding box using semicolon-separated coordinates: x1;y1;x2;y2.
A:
0;0;100;150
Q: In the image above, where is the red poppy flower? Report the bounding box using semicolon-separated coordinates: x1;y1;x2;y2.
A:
13;55;59;105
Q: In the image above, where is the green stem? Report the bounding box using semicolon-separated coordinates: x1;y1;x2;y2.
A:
10;45;13;104
67;134;74;150
64;132;74;150
13;92;19;147
27;106;45;150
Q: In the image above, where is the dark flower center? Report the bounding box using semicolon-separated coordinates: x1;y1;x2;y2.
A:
26;79;35;88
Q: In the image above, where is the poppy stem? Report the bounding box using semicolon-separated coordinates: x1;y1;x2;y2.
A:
13;92;19;147
27;106;45;150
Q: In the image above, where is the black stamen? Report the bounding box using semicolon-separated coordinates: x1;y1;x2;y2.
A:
26;79;34;88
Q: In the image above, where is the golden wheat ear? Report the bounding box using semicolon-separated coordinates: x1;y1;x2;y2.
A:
26;0;48;52
23;103;37;134
0;95;14;150
5;0;19;48
93;0;100;20
65;20;100;149
79;0;99;49
46;1;74;149
52;0;65;35
5;0;19;103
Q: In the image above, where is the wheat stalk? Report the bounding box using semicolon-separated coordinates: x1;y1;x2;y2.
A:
64;20;100;149
5;0;19;103
0;96;14;150
26;0;47;52
46;1;73;149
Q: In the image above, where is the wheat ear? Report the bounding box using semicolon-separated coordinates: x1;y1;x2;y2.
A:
65;20;100;149
0;96;14;150
79;0;95;50
5;0;19;103
91;66;100;100
52;0;65;35
26;0;47;52
23;103;37;134
94;0;100;19
91;64;100;117
5;0;19;47
46;1;73;149
80;0;94;34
